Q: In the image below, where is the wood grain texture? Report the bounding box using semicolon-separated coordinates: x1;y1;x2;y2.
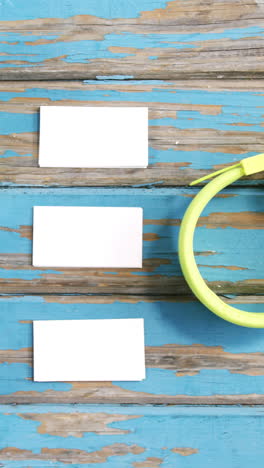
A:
0;3;264;461
0;80;264;187
0;187;260;294
0;295;263;404
0;405;264;467
0;0;264;79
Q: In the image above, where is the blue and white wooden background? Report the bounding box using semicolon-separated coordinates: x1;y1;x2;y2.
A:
0;1;263;466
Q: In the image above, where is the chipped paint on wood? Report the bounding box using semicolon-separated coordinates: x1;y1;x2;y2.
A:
0;224;32;239
171;447;199;456
41;294;264;305
4;342;264;377
198;211;264;229
0;347;31;364
196;264;248;271
0;405;264;467
0;0;263;79
0;188;259;293
143;233;160;241
133;457;163;467
0;81;264;186
0;296;264;403
19;412;141;437
0;444;145;464
0;0;263;461
145;344;264;377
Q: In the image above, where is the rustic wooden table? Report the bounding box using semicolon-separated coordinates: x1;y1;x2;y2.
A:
0;1;263;466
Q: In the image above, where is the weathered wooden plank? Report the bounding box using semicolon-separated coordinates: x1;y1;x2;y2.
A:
0;80;263;187
0;187;261;294
1;0;263;25
0;295;264;404
0;1;264;79
1;405;263;467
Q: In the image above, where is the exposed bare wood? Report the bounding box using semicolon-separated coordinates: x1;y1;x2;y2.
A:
0;81;263;186
1;0;264;79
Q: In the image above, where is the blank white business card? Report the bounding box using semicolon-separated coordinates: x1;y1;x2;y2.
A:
39;106;148;168
33;206;143;268
33;318;145;381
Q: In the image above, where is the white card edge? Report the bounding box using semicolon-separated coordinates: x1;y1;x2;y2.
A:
33;318;145;382
32;206;143;269
38;105;148;168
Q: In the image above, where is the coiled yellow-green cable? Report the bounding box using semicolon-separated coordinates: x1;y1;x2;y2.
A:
178;154;264;328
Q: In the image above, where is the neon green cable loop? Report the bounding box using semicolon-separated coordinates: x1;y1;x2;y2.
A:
178;157;264;328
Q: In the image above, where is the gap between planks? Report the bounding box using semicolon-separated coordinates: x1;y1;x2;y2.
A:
0;294;263;303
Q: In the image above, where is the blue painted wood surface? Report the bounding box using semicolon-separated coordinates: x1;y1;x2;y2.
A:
0;405;264;467
0;187;260;293
0;0;263;79
0;0;263;465
0;81;264;186
0;0;170;21
0;295;264;404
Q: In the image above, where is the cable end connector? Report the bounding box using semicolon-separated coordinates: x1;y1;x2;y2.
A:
190;162;241;186
241;153;264;176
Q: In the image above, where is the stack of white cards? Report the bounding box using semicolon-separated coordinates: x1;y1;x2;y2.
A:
32;105;148;382
39;106;148;168
33;318;145;382
33;206;143;268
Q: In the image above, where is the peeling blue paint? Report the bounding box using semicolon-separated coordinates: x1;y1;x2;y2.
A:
1;26;264;67
0;187;260;282
0;297;264;399
0;296;263;352
0;405;263;467
149;148;250;170
0;0;263;463
94;75;134;80
0;112;38;135
118;368;264;395
1;84;264;171
0;0;170;20
150;109;264;132
0;187;262;281
1;83;264;106
0;363;71;395
0;37;134;66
